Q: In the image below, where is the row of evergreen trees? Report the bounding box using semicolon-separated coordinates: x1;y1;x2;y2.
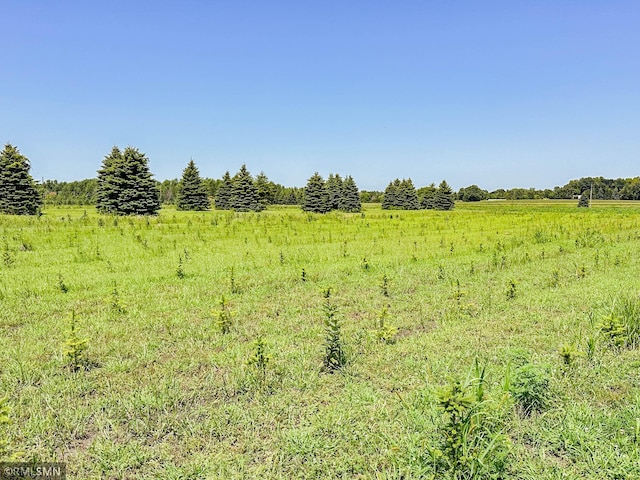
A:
302;173;361;213
382;179;455;210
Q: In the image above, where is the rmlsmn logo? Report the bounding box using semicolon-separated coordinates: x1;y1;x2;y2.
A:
0;463;66;480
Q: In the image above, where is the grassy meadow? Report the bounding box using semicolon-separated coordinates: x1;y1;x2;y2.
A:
2;201;640;479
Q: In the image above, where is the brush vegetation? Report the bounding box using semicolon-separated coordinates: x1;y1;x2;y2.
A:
1;201;640;478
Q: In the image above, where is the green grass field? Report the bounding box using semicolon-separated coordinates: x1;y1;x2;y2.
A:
2;202;640;479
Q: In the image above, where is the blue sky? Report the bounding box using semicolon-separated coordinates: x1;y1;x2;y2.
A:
2;1;639;191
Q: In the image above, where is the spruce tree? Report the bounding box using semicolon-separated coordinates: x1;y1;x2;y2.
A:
326;173;343;211
214;171;233;210
95;146;160;215
176;160;210;211
577;191;590;208
434;180;455;211
400;178;419;210
0;143;42;215
420;183;437;209
339;175;361;212
230;164;263;212
255;172;275;207
96;146;123;213
382;179;399;209
302;172;329;213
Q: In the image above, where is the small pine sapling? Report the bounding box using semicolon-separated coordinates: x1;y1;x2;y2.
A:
57;273;68;293
213;296;234;334
322;288;346;372
380;275;390;297
110;285;125;314
362;257;369;270
176;255;185;279
246;336;270;385
63;312;89;372
506;280;516;300
372;306;398;344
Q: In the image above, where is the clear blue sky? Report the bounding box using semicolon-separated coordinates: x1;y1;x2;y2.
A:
2;1;639;191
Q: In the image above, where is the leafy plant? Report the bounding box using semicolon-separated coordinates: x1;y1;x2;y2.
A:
62;312;89;372
322;288;346;372
509;363;551;416
213;296;234;334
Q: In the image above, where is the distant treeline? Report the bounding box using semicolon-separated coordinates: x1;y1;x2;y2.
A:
41;175;640;206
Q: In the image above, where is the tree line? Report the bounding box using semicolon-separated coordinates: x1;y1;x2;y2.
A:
3;142;640;216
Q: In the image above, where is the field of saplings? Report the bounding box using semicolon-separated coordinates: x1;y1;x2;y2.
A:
2;201;640;479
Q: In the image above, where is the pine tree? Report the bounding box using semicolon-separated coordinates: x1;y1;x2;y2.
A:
96;146;123;214
339;175;361;212
95;146;160;215
326;173;343;211
577;191;590;208
382;179;399;209
176;160;210;211
230;164;263;212
255;172;275;207
400;178;419;210
302;172;329;213
214;171;233;210
434;180;455;211
420;183;437;209
0;143;42;215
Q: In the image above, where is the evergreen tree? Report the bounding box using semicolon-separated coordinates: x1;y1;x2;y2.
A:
302;172;329;213
0;143;42;215
339;175;361;212
176;160;210;211
400;178;419;210
118;147;160;215
255;172;275;207
382;179;399;209
214;171;233;210
96;146;123;213
95;145;160;215
577;191;590;208
419;183;437;209
230;164;263;212
433;180;455;211
326;173;343;211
